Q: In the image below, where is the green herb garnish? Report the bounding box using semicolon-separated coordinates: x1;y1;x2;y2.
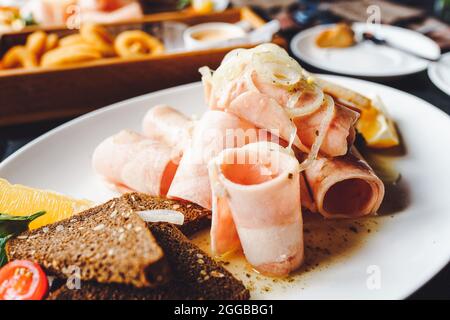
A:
0;211;46;237
0;236;12;268
0;211;46;267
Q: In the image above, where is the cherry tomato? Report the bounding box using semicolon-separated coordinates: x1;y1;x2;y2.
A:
0;260;48;300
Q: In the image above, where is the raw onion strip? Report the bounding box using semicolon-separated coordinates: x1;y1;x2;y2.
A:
286;90;302;109
298;94;334;172
285;84;324;118
138;209;185;225
199;66;212;84
244;69;259;92
252;51;302;87
207;45;308;101
287;126;297;152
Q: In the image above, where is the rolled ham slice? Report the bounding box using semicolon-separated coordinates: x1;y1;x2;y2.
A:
142;104;192;161
92;130;178;196
203;46;359;157
210;71;359;157
304;147;385;218
292;99;359;157
300;172;316;213
167;110;265;209
208;142;303;277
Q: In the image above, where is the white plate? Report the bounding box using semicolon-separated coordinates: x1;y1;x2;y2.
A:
291;23;441;78
428;52;450;96
1;75;450;300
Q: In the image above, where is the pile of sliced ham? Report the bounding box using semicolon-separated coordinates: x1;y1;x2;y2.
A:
92;44;385;277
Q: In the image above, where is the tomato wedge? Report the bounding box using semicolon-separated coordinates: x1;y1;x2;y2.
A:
0;260;48;300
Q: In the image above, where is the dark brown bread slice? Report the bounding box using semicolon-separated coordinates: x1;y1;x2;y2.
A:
47;281;194;300
121;192;211;236
6;197;170;288
149;223;250;300
47;223;249;300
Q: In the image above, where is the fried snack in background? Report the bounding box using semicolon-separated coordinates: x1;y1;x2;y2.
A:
59;34;88;47
1;31;61;70
315;23;355;48
26;31;60;59
80;23;116;57
26;31;48;58
45;34;60;52
41;44;102;67
1;23;165;70
114;30;164;58
2;46;38;68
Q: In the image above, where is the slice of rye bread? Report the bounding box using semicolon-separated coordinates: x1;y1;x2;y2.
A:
121;192;211;236
47;224;250;300
6;197;170;288
148;223;249;300
47;280;196;300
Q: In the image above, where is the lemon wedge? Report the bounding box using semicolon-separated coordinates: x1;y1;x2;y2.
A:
0;178;93;229
357;95;400;148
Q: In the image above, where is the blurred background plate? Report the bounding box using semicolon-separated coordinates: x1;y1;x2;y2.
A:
428;51;450;95
290;22;441;78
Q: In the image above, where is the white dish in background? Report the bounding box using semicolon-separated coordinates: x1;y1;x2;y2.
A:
1;75;450;299
428;52;450;96
291;23;441;78
183;22;246;50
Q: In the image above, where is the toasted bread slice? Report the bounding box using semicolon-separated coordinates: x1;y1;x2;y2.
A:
6;197;170;288
47;280;194;300
121;192;211;236
47;223;249;300
149;223;249;300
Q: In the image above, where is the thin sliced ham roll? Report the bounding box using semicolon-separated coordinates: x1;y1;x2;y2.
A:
167;110;266;209
208;142;303;277
304;148;385;218
92;130;178;196
142;105;316;211
142;104;192;160
292;99;359;157
201;45;359;157
300;172;316;212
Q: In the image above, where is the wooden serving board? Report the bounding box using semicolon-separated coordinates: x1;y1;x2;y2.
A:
0;7;286;127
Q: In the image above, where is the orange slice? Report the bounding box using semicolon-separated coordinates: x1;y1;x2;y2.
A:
357;96;400;149
0;178;93;229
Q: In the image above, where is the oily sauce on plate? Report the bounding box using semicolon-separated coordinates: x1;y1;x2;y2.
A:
191;143;407;296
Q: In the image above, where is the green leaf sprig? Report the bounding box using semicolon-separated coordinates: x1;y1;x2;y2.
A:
0;211;46;267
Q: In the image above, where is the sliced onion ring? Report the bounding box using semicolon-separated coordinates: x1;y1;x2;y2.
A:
252;51;302;87
251;43;291;57
298;94;334;172
285;83;325;118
